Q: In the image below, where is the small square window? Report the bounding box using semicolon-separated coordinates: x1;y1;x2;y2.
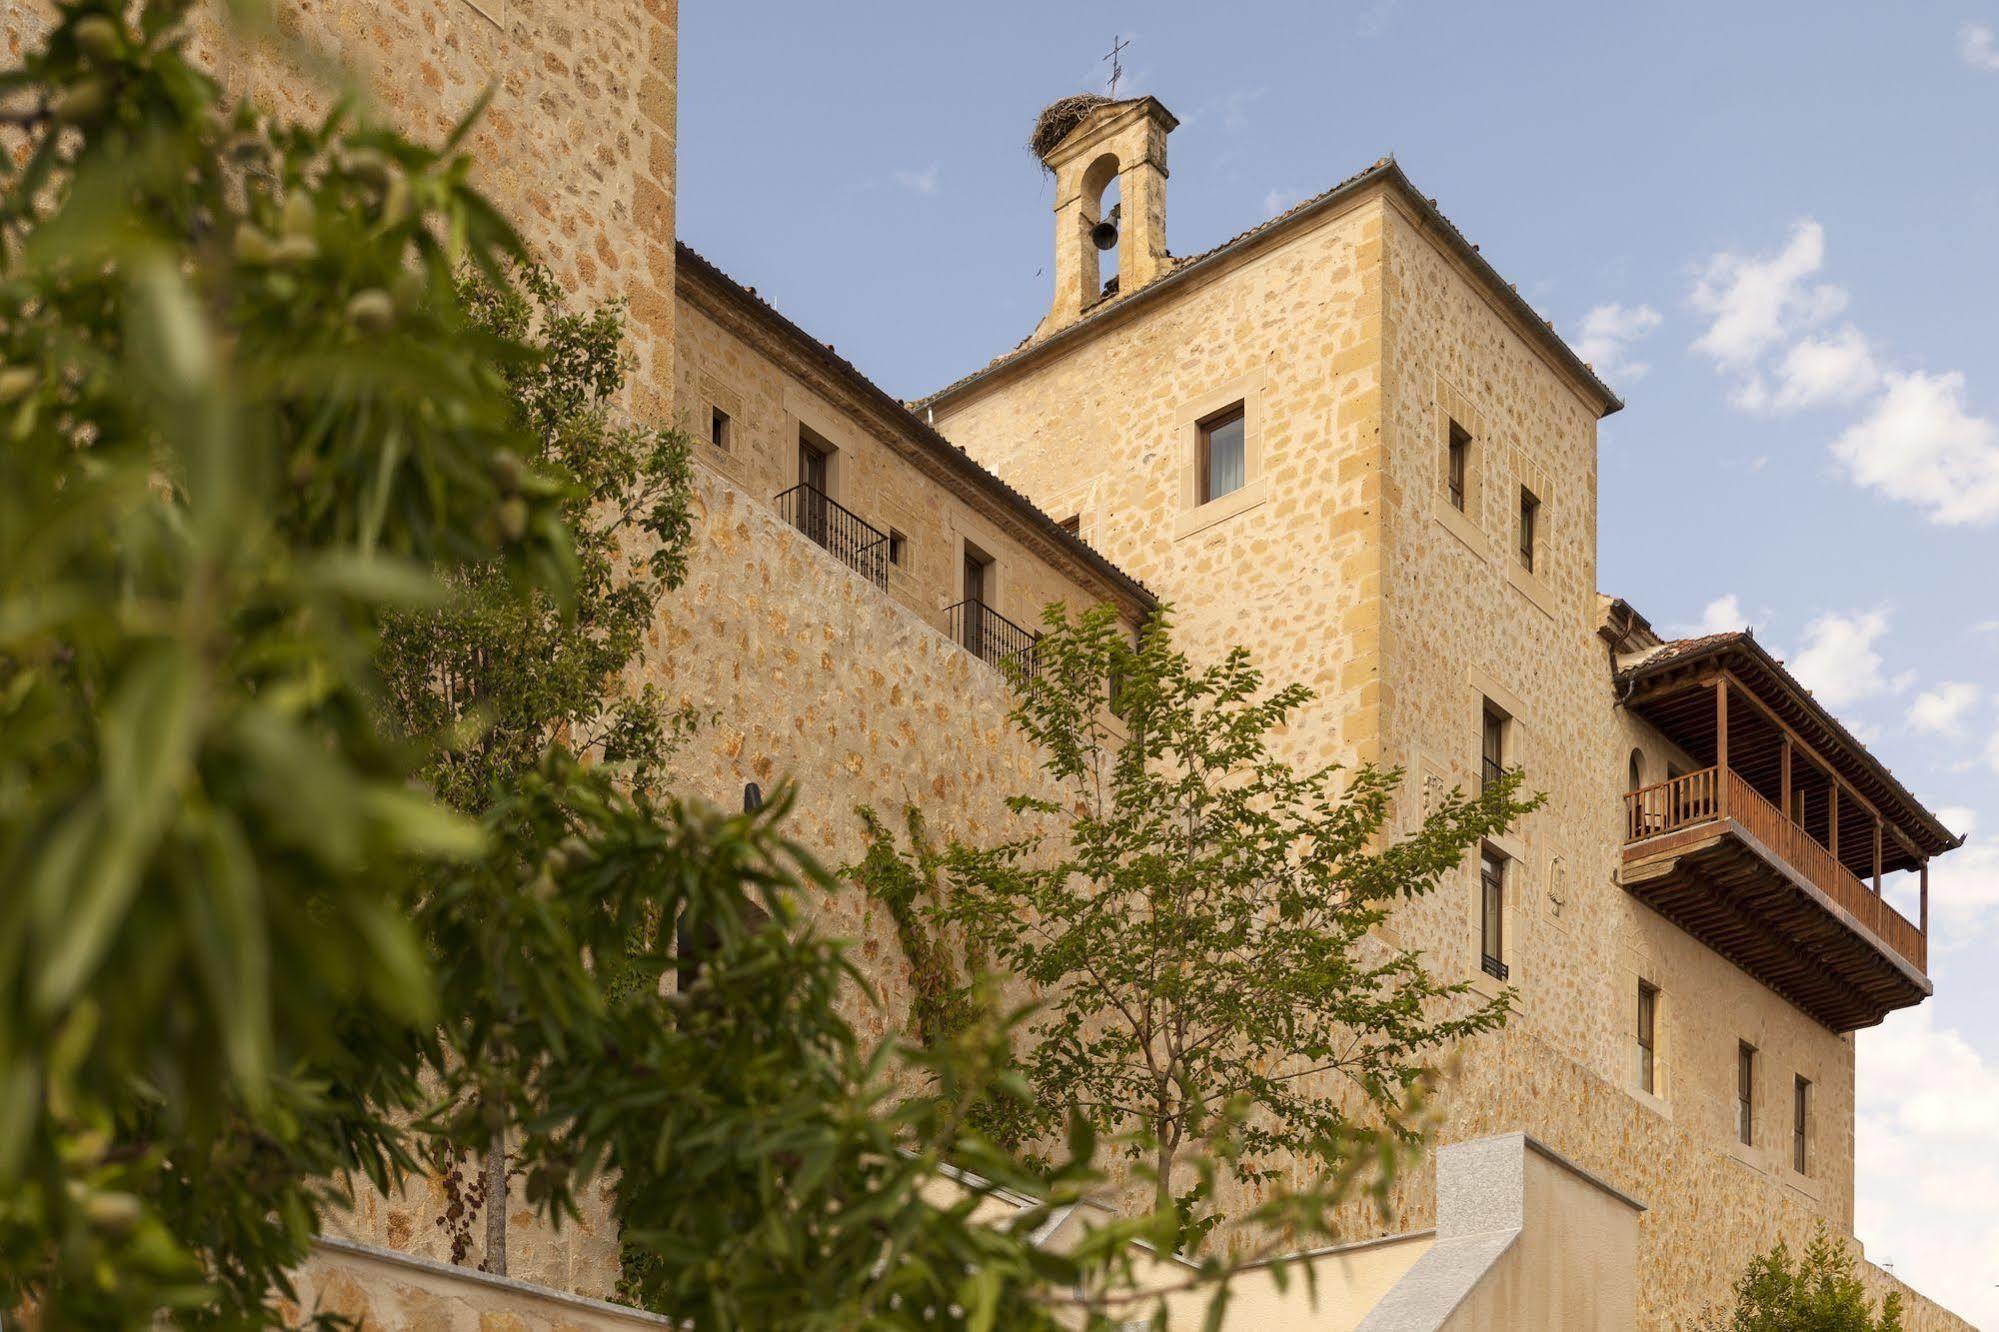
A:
1446;420;1471;512
710;405;732;452
888;529;907;568
1518;485;1540;572
1198;404;1246;505
1057;514;1082;537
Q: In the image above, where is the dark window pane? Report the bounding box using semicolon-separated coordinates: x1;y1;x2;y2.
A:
1480;853;1506;979
1518;487;1539;571
1447;421;1470;511
1737;1044;1756;1145
1636;983;1657;1094
1482;705;1506;791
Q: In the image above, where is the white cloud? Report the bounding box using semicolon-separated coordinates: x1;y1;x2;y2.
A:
1909;682;1982;735
1690;221;1848;369
1856;1006;1999;1328
1574;303;1663;383
1756;324;1881;412
1790;609;1905;708
1674;593;1747;638
1987;726;1999;776
893;165;939;195
1262;187;1300;218
1961;22;1999;70
1831;370;1999;525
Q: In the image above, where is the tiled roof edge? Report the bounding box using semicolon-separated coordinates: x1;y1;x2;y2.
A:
1617;631;1963;852
674;242;1158;615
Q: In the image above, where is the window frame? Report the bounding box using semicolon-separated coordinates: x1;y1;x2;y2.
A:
1481;702;1508;793
709;404;732;453
1479;850;1508;981
1636;981;1659;1095
1517;484;1540;572
887;528;907;569
1196;402;1248;506
1446;420;1470;512
1792;1075;1810;1174
1737;1042;1757;1146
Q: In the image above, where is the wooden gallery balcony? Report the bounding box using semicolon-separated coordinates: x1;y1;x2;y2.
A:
1617;634;1961;1031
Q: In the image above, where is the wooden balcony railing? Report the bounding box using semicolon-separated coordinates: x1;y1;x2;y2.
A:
1623;765;1926;973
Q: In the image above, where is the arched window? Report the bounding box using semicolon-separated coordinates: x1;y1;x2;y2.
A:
1627;748;1645;793
1080;151;1122;299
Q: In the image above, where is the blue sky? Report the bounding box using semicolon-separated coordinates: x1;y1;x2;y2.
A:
682;2;1999;1317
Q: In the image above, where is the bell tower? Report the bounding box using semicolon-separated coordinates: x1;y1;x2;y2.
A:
1030;95;1178;342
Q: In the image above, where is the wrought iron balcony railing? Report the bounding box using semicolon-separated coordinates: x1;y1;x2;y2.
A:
946;599;1039;682
774;483;888;588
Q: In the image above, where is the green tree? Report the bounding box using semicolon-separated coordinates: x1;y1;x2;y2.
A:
381;263;694;815
915;605;1536;1242
1710;1224;1904;1332
377;261;694;1274
0;0;571;1320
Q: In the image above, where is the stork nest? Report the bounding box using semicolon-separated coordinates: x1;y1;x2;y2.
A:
1028;93;1113;163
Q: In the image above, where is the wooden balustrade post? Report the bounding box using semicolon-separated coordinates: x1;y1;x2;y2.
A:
1780;736;1793;823
1829;783;1839;859
1714;679;1729;819
1920;859;1929;936
1873;819;1883;895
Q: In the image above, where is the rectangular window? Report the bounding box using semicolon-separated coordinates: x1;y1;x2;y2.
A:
1517;485;1539;572
796;433;831;548
709;405;731;452
961;547;992;658
1737;1042;1757;1146
1446;421;1470;511
1480;852;1507;980
1198;404;1247;505
1793;1076;1810;1174
887;529;906;568
1481;703;1507;792
1637;982;1658;1094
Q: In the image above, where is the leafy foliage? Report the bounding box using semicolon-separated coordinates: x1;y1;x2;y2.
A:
373;257;694;1271
0;0;567;1321
1707;1224;1904;1332
923;605;1536;1240
381;263;695;816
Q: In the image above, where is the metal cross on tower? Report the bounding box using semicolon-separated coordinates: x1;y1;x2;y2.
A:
1104;35;1129;97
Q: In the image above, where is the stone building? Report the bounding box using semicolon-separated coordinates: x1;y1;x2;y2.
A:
2;0;1974;1326
915;93;1969;1330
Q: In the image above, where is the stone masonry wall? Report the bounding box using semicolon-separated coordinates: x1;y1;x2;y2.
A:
673;277;1134;651
928;182;1970;1330
927;197;1391;778
324;312;1137;1297
3;0;679;414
